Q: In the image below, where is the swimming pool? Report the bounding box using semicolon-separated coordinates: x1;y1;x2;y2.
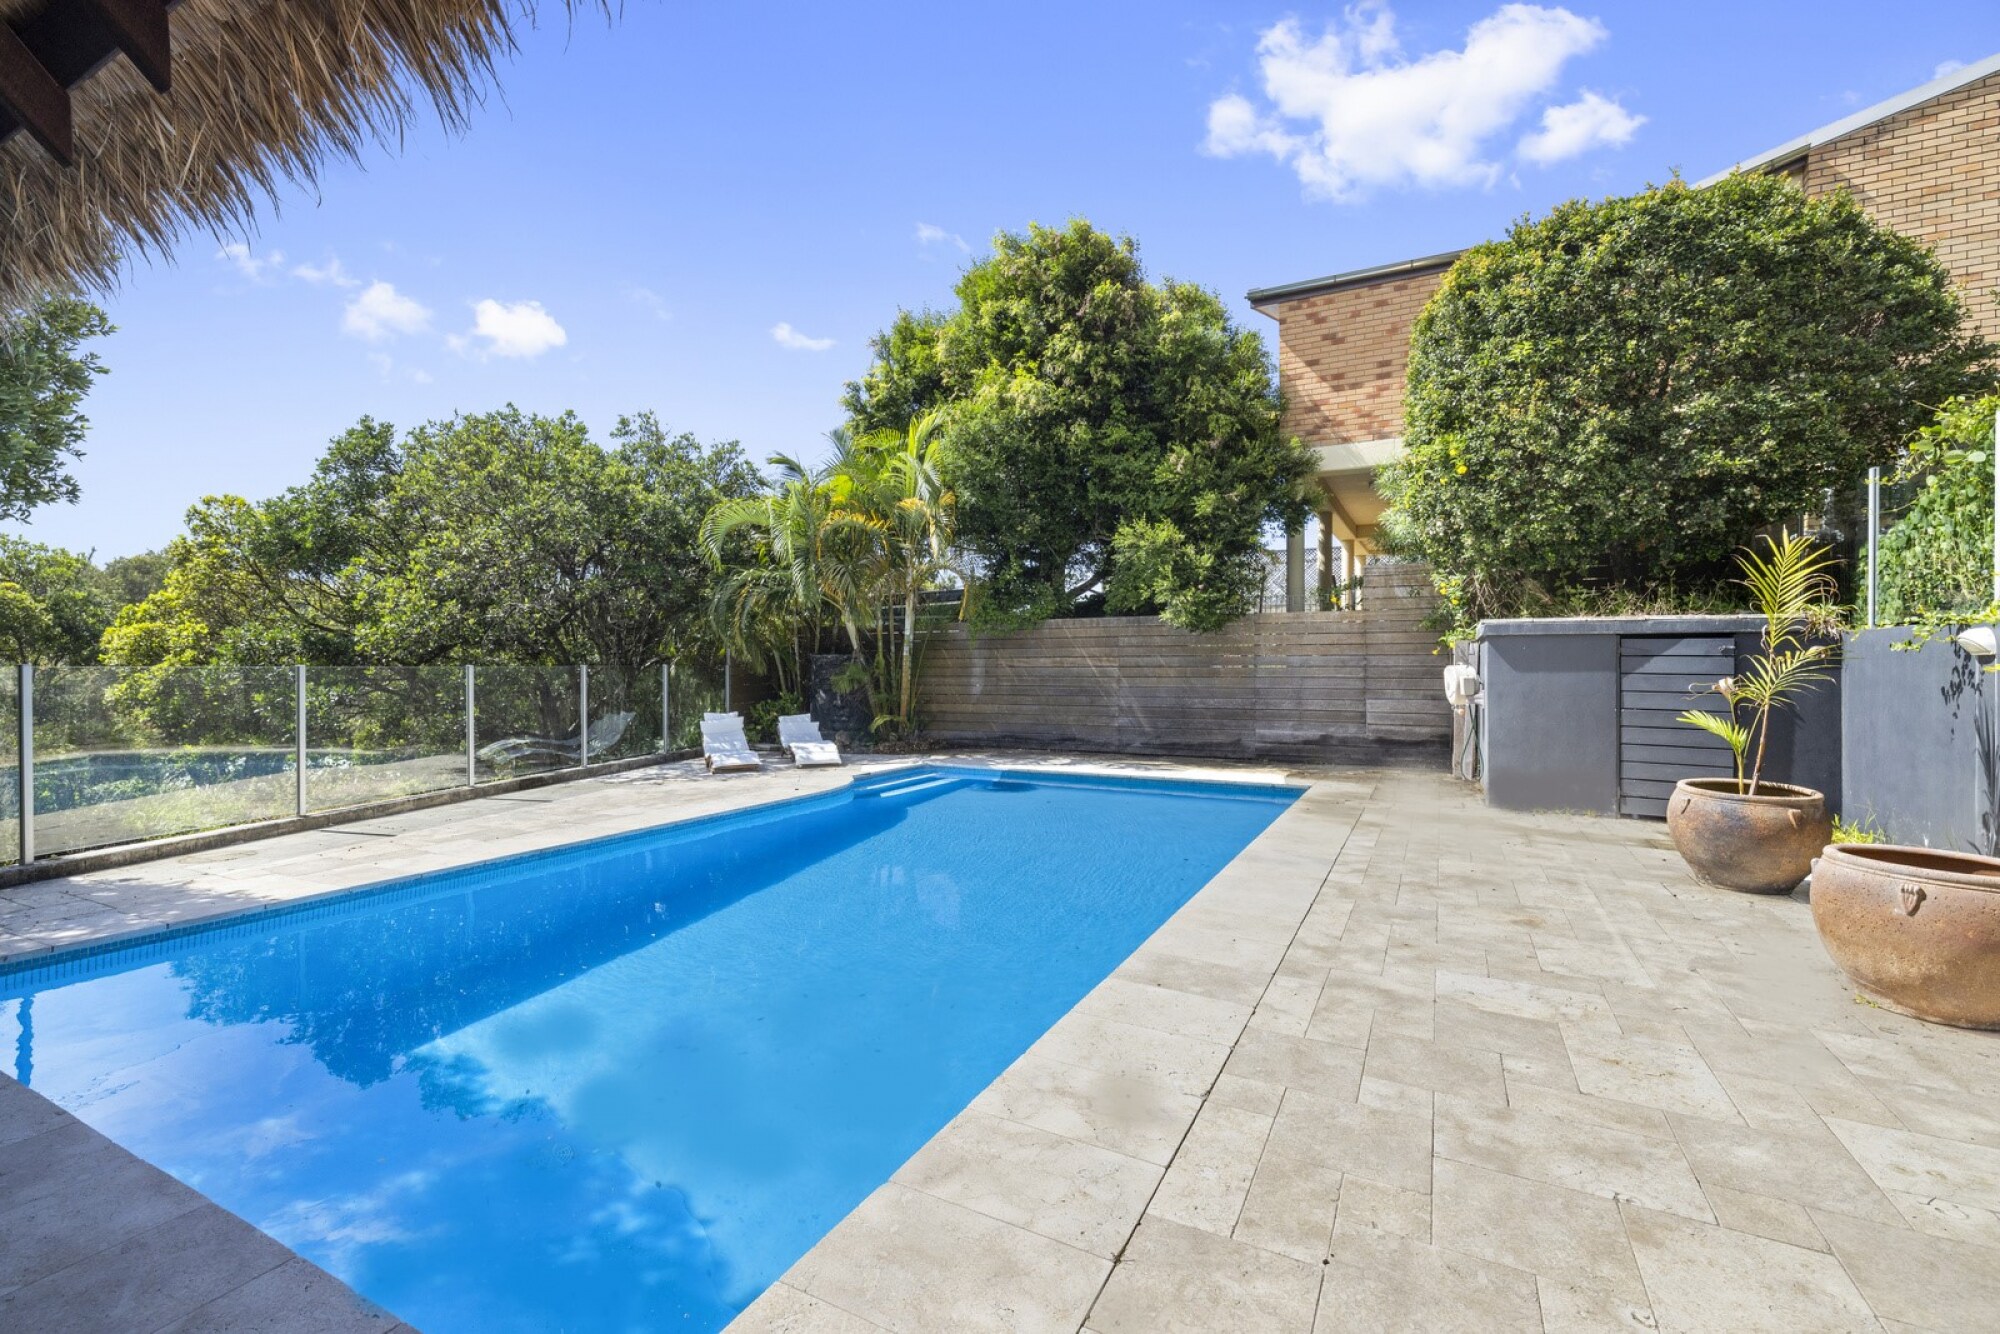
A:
0;765;1298;1332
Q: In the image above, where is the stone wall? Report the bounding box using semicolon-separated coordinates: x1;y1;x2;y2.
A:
919;563;1449;764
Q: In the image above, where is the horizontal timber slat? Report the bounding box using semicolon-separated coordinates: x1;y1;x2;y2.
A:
917;573;1450;761
1620;637;1737;658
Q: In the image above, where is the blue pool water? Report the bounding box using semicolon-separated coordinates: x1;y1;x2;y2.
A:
0;765;1297;1331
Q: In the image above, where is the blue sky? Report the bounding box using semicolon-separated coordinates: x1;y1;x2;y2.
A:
13;0;2000;560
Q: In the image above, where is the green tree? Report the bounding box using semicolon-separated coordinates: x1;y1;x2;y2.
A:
0;297;113;519
102;408;760;672
842;310;949;436
1381;175;1997;628
95;549;171;609
843;220;1316;632
1873;394;1997;623
702;417;966;735
0;535;114;662
700;448;864;695
837;412;962;729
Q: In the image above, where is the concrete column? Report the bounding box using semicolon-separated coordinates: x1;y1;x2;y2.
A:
1341;542;1358;610
1285;527;1305;613
1316;514;1334;611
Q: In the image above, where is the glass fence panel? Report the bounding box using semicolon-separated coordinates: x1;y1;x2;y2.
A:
473;666;582;782
0;672;17;865
582;667;664;763
305;667;468;812
665;658;726;752
32;666;297;857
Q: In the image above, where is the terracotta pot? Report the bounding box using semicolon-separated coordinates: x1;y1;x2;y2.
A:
1665;778;1830;894
1810;843;2000;1029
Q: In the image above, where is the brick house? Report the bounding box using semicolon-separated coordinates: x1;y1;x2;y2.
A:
1256;52;2000;608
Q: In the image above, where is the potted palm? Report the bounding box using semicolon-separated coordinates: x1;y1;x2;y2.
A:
1666;532;1839;893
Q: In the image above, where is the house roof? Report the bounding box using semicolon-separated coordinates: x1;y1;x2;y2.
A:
1696;50;2000;185
1245;250;1465;309
0;0;589;308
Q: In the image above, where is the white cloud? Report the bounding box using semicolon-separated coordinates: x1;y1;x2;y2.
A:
365;351;435;384
915;222;971;253
216;242;284;281
771;321;835;352
1204;2;1634;200
342;281;432;341
1935;58;1966;79
461;298;568;359
1518;89;1644;164
627;286;672;321
292;255;359;289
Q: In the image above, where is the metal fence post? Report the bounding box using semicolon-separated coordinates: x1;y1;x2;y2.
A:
1866;466;1882;629
465;665;477;787
579;666;591;768
295;665;308;817
17;663;32;865
661;662;671;753
724;648;733;713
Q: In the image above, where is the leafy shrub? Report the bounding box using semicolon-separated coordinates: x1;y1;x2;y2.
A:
1381;174;1995;632
744;691;803;745
1873;395;1996;624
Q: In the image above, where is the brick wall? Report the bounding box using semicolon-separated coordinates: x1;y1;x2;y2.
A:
1801;68;2000;344
1270;267;1447;448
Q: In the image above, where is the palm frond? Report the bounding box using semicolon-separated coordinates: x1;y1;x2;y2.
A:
1678;708;1750;783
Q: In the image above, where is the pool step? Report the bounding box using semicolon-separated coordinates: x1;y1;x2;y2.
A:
857;774;961;801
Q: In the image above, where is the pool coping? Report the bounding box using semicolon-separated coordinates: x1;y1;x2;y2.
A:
0;751;1342;1331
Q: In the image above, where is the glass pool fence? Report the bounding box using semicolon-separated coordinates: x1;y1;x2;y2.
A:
0;662;726;866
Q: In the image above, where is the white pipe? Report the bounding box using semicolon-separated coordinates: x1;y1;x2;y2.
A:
1866;466;1881;629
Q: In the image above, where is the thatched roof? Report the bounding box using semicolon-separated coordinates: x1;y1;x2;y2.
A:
0;0;584;309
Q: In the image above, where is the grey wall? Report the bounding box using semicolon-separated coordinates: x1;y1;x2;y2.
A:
1483;633;1619;814
1841;628;1995;854
1479;616;1843;820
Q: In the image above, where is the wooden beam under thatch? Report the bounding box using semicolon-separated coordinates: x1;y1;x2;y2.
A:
0;0;589;309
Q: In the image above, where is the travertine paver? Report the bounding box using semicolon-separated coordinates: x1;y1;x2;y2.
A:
739;768;2000;1333
0;1077;404;1331
9;759;2000;1331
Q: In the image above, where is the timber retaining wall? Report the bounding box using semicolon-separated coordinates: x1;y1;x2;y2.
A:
920;563;1451;764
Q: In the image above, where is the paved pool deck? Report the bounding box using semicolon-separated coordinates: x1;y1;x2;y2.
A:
3;756;1999;1331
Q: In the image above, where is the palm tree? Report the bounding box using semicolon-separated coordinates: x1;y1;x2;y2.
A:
699;444;878;692
833;411;963;729
701;417;965;737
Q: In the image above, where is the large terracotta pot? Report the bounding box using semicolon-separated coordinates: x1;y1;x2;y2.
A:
1811;843;2000;1029
1665;778;1830;894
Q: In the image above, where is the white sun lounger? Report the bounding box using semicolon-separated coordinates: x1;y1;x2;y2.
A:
700;713;763;772
778;713;843;767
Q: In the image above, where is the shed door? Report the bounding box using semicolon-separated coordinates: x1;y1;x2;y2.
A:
1619;636;1737;818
